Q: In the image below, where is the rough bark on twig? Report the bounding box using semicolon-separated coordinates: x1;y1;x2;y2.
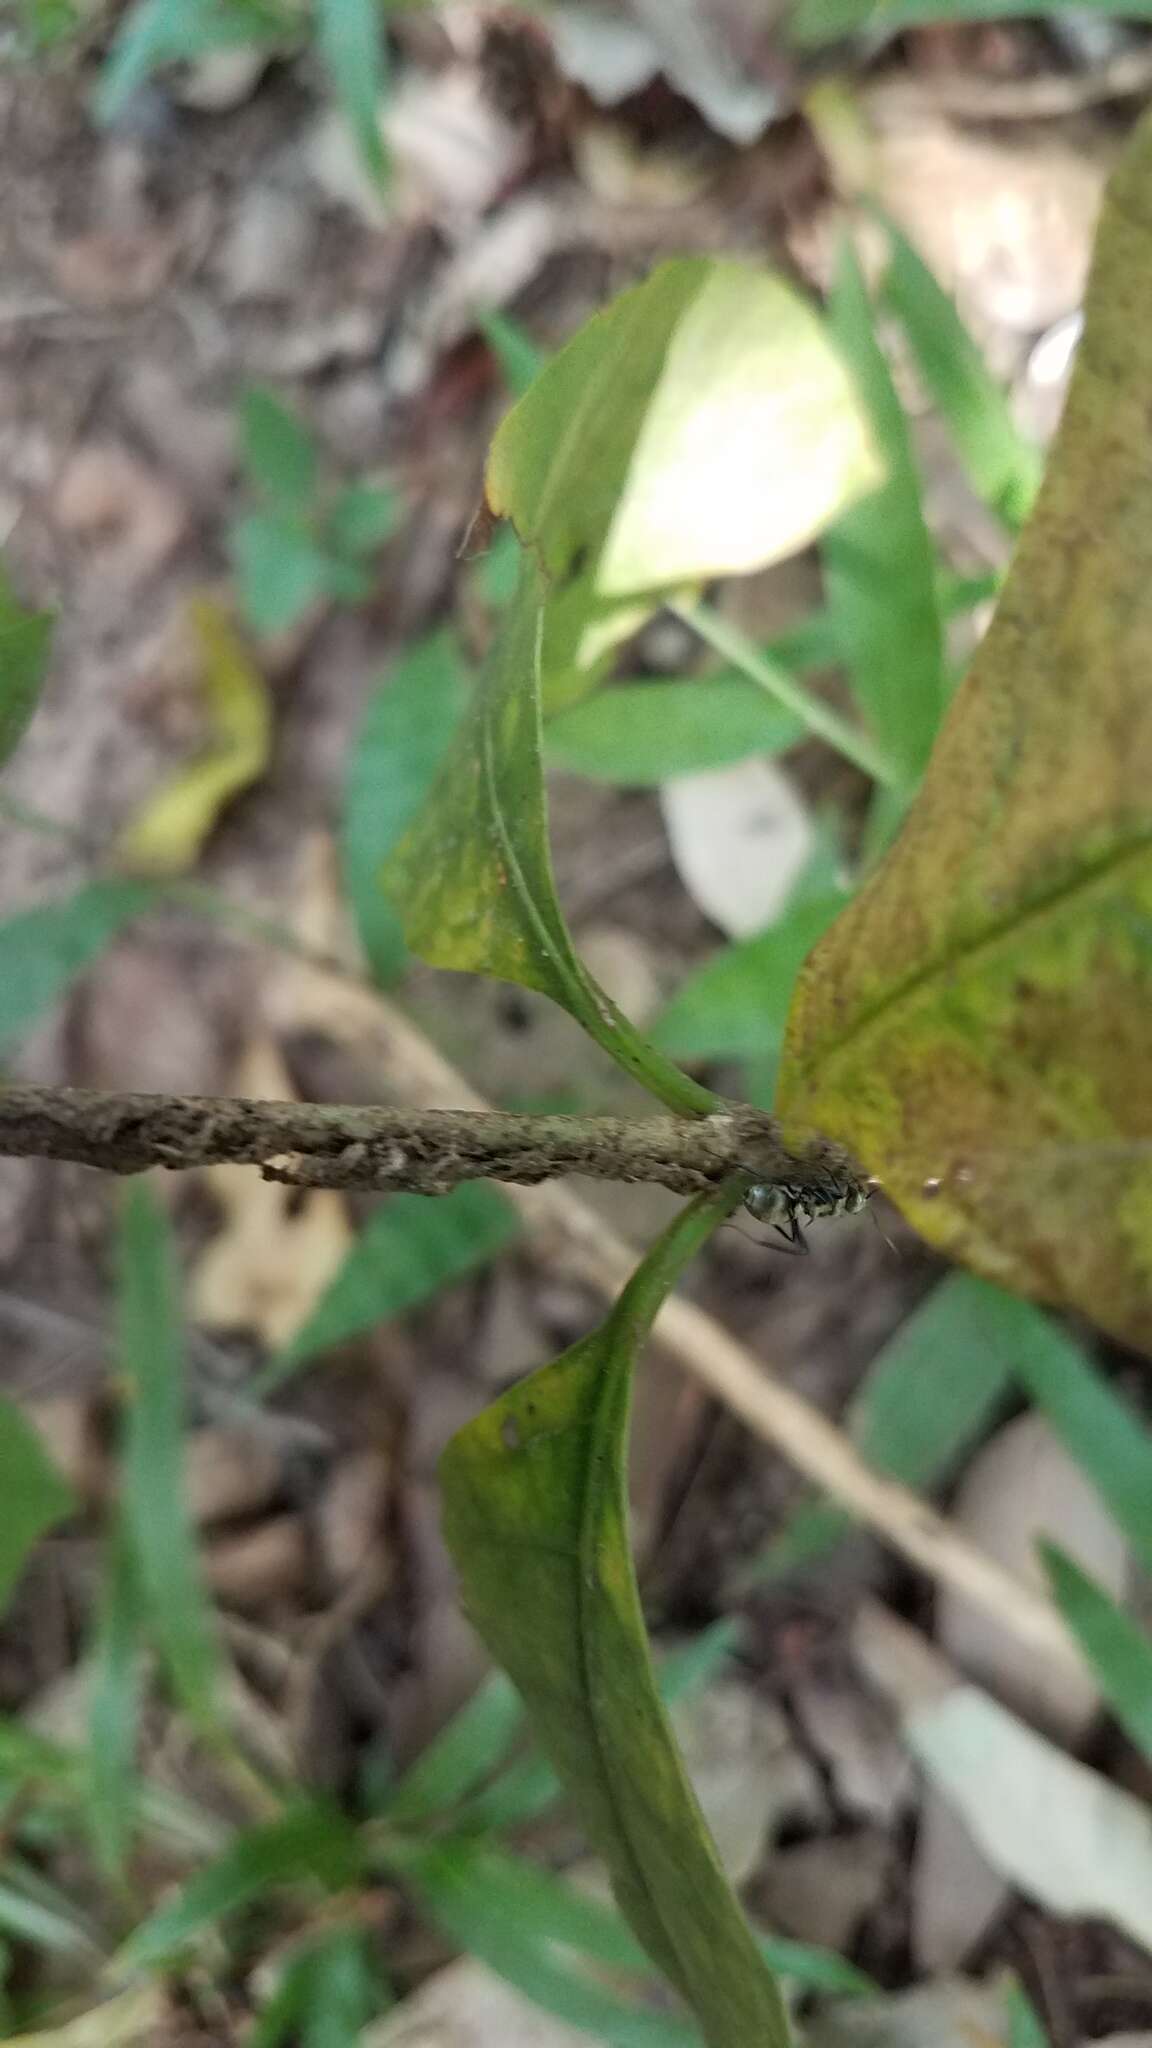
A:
0;1085;866;1201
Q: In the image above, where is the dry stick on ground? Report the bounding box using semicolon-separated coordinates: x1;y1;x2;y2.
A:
257;945;1080;1675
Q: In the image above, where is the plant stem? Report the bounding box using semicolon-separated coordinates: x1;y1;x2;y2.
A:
671;596;904;789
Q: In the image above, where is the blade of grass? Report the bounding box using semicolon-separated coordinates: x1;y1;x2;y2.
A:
0;1395;73;1615
1011;1325;1152;1575
87;1525;145;1879
879;212;1042;529
117;1183;220;1737
670;597;899;786
1041;1543;1152;1764
823;234;947;783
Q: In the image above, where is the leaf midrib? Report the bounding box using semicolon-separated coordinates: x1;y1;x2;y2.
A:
796;820;1152;1083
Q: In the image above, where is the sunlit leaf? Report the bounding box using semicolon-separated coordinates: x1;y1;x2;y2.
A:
486;256;878;701
264;1182;517;1390
117;599;271;876
1042;1543;1152;1765
546;680;804;784
117;1802;363;1973
0;879;153;1053
0;561;52;772
341;631;468;984
385;560;718;1114
822;236;946;785
441;1189;790;2048
779;112;1152;1352
0;1396;73;1616
117;1182;220;1734
240;387;318;511
314;0;388;184
879;213;1042;529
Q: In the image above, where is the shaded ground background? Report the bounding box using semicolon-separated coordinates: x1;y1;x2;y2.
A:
2;5;1152;2041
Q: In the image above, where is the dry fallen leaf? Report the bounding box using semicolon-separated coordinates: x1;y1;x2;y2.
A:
117;599;272;877
660;760;814;937
190;1036;354;1351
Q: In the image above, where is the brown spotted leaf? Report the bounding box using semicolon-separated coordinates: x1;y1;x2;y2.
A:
778;110;1152;1352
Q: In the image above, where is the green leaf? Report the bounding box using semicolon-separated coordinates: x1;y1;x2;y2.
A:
0;1397;73;1617
325;480;398;558
382;1836;701;2048
241;387;318;510
87;1526;145;1877
1011;1327;1152;1575
385;560;719;1114
779;112;1152;1354
1042;1544;1152;1765
740;1272;1018;1584
0;562;52;771
0;879;153;1053
117;1802;362;1974
757;1934;876;1999
546;680;804;784
440;1188;791;2048
117;598;272;876
651;848;847;1064
879;213;1042;530
264;1181;517;1391
486;256;878;701
231;511;333;636
386;1672;525;1826
341;631;469;984
314;0;388;185
479;309;547;398
0;1864;95;1959
822;236;946;784
117;1182;220;1734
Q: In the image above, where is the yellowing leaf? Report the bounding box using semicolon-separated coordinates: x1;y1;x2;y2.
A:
778;109;1152;1351
118;599;271;876
486;257;878;702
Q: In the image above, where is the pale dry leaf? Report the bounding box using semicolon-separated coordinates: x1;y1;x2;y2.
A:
3;1985;167;2048
939;1411;1127;1742
805;1976;1009;2048
189;1037;354;1350
204;1514;309;1610
183;1426;284;1528
759;1831;890;1952
316;1448;392;1587
670;1678;822;1884
660;759;813;937
52;443;188;591
385;65;527;223
365;1957;589;2047
915;1411;1128;1968
912;1789;1009;1974
553;0;781;144
905;1685;1152;1952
